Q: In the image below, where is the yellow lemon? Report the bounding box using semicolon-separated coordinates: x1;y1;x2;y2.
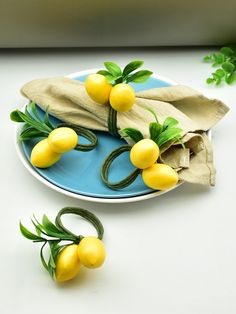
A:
48;127;78;154
31;139;61;168
55;244;80;282
109;83;135;112
130;139;159;169
85;73;112;105
77;236;106;269
142;163;179;190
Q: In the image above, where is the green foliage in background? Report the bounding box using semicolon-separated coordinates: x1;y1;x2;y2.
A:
203;46;236;85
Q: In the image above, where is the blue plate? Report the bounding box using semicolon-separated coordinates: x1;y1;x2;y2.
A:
21;73;172;199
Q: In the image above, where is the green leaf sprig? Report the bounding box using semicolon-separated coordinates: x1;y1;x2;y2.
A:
10;102;54;141
20;214;79;279
203;46;236;85
20;207;104;280
10;102;98;151
121;109;184;149
97;60;153;85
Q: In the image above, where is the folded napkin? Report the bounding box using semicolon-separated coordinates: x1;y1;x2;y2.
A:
21;77;229;186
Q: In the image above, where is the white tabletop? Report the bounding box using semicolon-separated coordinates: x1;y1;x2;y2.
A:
1;48;235;314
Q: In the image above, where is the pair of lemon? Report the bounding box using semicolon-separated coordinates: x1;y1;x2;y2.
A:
56;236;106;282
85;74;135;112
31;127;78;168
130;139;179;190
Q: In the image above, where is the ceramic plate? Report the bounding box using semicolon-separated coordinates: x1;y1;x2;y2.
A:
15;69;184;203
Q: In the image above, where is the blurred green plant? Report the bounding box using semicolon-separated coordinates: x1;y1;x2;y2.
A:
203;46;236;85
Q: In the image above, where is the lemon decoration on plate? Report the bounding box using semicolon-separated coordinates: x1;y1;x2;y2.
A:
130;138;160;169
85;73;112;105
109;83;135;112
142;163;179;191
101;111;184;192
10;102;98;169
31;138;61;168
85;60;153;112
47;127;78;153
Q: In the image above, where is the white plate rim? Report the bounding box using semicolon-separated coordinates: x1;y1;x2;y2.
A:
14;70;205;204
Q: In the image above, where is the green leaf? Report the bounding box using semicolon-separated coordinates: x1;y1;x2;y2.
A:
212;53;224;64
10;110;25;122
122;60;144;78
47;241;63;279
41;215;76;241
126;70;153;83
42;215;65;236
104;62;122;77
149;122;163;142
40;242;48;271
212;73;222;84
225;73;236;84
215;68;225;78
206;77;214;84
222;62;235;73
121;128;144;143
44;107;54;129
16;110;51;134
156;127;182;148
19;127;47;141
220;47;234;57
97;70;115;82
146;108;158;123
19;222;45;241
163;117;179;130
31;215;44;236
30;102;43;123
203;55;212;62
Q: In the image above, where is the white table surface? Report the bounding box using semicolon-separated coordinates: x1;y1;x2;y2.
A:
0;48;235;314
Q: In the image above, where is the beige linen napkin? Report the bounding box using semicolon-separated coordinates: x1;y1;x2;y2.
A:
21;76;229;186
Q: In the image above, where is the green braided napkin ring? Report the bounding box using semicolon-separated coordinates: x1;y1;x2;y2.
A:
20;207;105;282
55;207;104;241
101;145;141;189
